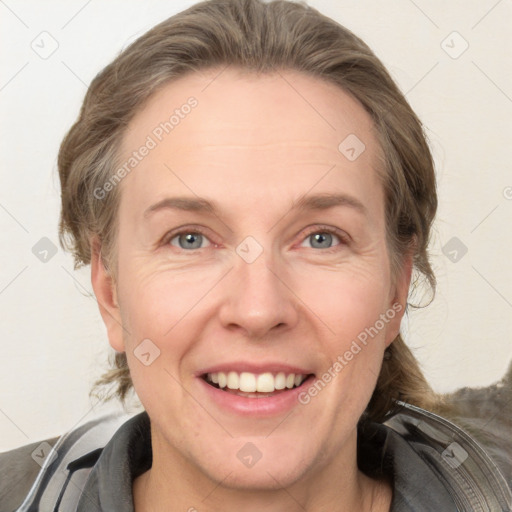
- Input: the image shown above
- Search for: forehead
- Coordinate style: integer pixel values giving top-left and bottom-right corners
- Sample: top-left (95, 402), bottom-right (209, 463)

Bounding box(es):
top-left (122, 67), bottom-right (377, 154)
top-left (118, 67), bottom-right (383, 221)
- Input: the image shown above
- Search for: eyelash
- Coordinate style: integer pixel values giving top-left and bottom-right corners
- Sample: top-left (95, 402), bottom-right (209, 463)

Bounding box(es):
top-left (161, 225), bottom-right (350, 253)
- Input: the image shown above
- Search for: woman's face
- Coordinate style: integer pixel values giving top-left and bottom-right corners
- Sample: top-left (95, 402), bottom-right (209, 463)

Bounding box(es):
top-left (93, 68), bottom-right (411, 490)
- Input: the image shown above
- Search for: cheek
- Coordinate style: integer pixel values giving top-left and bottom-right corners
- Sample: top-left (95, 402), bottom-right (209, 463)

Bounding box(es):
top-left (295, 263), bottom-right (392, 401)
top-left (297, 264), bottom-right (392, 337)
top-left (117, 260), bottom-right (218, 337)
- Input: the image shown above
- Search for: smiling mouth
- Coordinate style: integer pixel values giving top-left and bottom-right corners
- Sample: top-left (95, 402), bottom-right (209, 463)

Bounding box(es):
top-left (202, 371), bottom-right (314, 398)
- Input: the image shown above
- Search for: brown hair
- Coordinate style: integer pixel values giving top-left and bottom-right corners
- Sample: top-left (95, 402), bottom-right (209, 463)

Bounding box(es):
top-left (58, 0), bottom-right (439, 421)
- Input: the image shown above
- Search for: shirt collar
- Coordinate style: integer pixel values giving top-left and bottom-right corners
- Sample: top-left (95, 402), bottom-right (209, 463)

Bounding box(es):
top-left (77, 412), bottom-right (152, 512)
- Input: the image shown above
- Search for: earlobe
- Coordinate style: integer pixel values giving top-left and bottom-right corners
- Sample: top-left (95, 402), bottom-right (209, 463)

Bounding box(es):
top-left (90, 237), bottom-right (125, 352)
top-left (385, 248), bottom-right (414, 347)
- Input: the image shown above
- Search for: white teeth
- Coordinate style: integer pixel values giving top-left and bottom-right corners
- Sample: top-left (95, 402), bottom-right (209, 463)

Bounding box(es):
top-left (239, 372), bottom-right (256, 392)
top-left (227, 371), bottom-right (239, 390)
top-left (256, 372), bottom-right (274, 393)
top-left (206, 371), bottom-right (308, 393)
top-left (274, 372), bottom-right (286, 390)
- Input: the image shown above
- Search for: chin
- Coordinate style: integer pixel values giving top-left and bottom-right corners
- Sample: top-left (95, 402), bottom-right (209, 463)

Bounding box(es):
top-left (195, 435), bottom-right (315, 491)
top-left (212, 460), bottom-right (307, 491)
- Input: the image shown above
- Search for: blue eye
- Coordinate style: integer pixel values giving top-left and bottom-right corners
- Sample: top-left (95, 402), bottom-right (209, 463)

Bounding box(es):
top-left (301, 229), bottom-right (344, 250)
top-left (309, 232), bottom-right (335, 249)
top-left (169, 232), bottom-right (210, 250)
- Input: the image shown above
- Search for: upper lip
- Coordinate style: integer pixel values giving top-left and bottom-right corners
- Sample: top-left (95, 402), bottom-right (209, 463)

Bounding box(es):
top-left (195, 361), bottom-right (314, 377)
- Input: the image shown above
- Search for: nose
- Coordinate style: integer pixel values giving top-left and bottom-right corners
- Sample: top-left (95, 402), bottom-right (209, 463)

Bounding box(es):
top-left (218, 247), bottom-right (299, 340)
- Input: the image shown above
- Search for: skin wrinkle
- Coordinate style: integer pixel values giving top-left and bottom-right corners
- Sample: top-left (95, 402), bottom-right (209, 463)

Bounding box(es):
top-left (91, 68), bottom-right (408, 511)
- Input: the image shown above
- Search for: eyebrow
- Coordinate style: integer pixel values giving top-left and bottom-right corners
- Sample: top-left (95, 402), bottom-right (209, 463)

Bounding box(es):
top-left (143, 192), bottom-right (368, 219)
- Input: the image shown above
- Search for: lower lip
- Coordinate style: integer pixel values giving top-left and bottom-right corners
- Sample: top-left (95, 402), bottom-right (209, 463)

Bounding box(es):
top-left (198, 375), bottom-right (315, 416)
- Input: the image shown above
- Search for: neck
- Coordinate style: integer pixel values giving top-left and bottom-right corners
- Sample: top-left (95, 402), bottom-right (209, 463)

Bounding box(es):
top-left (133, 427), bottom-right (392, 512)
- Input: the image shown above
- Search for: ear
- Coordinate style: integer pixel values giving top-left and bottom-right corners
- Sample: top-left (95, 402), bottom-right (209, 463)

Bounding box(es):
top-left (90, 236), bottom-right (125, 352)
top-left (384, 245), bottom-right (414, 347)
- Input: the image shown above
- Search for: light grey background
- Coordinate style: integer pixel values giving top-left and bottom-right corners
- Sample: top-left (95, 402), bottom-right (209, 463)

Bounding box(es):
top-left (1, 0), bottom-right (511, 451)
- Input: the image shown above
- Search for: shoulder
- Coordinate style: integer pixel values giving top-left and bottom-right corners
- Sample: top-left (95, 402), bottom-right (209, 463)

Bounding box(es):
top-left (0, 411), bottom-right (135, 512)
top-left (378, 363), bottom-right (512, 510)
top-left (383, 402), bottom-right (512, 511)
top-left (439, 361), bottom-right (512, 487)
top-left (0, 436), bottom-right (59, 512)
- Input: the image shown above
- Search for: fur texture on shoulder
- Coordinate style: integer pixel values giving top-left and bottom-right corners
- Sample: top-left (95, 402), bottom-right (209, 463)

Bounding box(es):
top-left (438, 361), bottom-right (512, 488)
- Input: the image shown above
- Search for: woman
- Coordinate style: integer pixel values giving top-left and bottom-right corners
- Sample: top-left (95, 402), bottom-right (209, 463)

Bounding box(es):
top-left (2, 0), bottom-right (511, 510)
